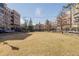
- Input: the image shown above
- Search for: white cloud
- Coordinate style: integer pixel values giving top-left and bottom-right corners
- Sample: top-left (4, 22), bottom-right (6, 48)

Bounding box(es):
top-left (35, 8), bottom-right (42, 17)
top-left (20, 18), bottom-right (24, 24)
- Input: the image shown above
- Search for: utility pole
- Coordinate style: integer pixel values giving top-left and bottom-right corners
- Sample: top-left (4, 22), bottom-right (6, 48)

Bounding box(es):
top-left (23, 17), bottom-right (28, 32)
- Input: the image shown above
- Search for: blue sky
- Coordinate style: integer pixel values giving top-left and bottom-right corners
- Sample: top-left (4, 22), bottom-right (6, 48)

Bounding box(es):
top-left (7, 3), bottom-right (66, 24)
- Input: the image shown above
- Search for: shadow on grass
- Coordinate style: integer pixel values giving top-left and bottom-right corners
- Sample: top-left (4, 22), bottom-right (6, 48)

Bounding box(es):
top-left (0, 32), bottom-right (32, 51)
top-left (0, 32), bottom-right (32, 42)
top-left (3, 42), bottom-right (19, 50)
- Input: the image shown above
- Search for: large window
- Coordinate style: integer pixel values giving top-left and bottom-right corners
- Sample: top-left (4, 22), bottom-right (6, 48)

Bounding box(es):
top-left (0, 3), bottom-right (6, 8)
top-left (0, 9), bottom-right (4, 17)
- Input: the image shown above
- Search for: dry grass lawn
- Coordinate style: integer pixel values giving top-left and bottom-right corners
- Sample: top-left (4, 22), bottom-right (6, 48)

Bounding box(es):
top-left (0, 32), bottom-right (79, 56)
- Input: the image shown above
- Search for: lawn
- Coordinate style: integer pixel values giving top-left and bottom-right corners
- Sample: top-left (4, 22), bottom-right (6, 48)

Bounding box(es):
top-left (0, 32), bottom-right (79, 56)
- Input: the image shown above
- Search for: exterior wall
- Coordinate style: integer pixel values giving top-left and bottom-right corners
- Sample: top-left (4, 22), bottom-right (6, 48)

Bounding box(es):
top-left (34, 24), bottom-right (40, 30)
top-left (3, 7), bottom-right (12, 31)
top-left (71, 4), bottom-right (79, 31)
top-left (0, 3), bottom-right (20, 32)
top-left (0, 4), bottom-right (5, 31)
top-left (0, 7), bottom-right (4, 28)
top-left (11, 10), bottom-right (20, 31)
top-left (56, 3), bottom-right (79, 32)
top-left (34, 24), bottom-right (45, 31)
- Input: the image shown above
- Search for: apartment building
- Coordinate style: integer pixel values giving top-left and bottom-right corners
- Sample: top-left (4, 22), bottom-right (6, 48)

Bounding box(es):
top-left (0, 3), bottom-right (20, 32)
top-left (34, 23), bottom-right (45, 31)
top-left (11, 10), bottom-right (20, 31)
top-left (4, 7), bottom-right (12, 32)
top-left (0, 7), bottom-right (4, 30)
top-left (73, 3), bottom-right (79, 31)
top-left (56, 3), bottom-right (79, 32)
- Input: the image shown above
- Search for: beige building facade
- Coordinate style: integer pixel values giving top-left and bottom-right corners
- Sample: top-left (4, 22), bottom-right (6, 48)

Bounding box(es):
top-left (0, 3), bottom-right (20, 32)
top-left (57, 3), bottom-right (79, 32)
